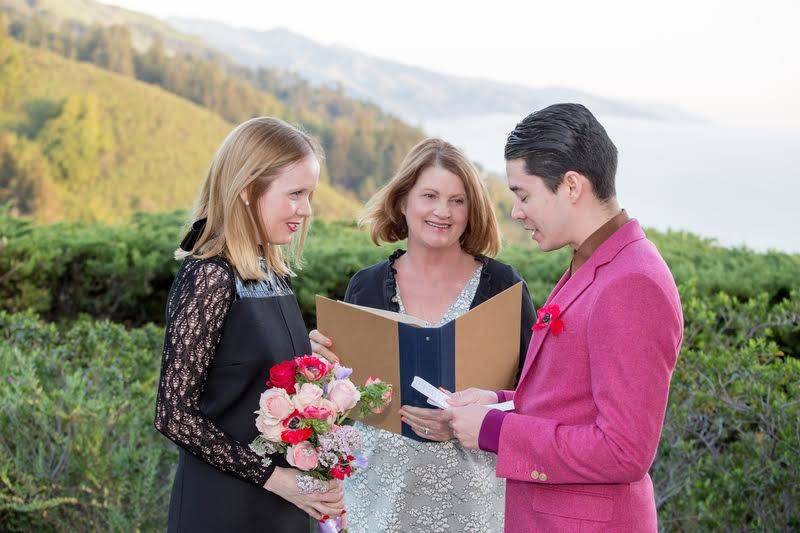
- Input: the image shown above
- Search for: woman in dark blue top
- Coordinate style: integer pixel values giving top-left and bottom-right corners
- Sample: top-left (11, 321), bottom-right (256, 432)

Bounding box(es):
top-left (310, 138), bottom-right (535, 532)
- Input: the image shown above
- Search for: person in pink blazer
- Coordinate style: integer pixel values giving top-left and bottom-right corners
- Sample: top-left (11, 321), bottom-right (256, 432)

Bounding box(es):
top-left (447, 103), bottom-right (683, 532)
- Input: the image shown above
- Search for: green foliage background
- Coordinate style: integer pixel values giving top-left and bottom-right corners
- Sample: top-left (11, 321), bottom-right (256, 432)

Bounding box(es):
top-left (1, 210), bottom-right (799, 531)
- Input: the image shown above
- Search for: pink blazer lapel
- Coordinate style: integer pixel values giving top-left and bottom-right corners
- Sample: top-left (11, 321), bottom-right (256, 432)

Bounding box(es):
top-left (518, 264), bottom-right (596, 378)
top-left (546, 269), bottom-right (571, 305)
top-left (517, 220), bottom-right (647, 383)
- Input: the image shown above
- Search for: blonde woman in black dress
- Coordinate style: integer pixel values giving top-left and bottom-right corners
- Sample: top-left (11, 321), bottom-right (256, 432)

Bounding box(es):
top-left (154, 117), bottom-right (343, 532)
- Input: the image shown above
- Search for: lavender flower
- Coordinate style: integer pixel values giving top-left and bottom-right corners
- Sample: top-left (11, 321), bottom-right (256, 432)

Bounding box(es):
top-left (318, 424), bottom-right (363, 456)
top-left (334, 365), bottom-right (353, 380)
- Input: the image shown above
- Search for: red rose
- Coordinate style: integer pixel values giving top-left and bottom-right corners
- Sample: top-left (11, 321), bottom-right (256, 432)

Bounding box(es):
top-left (268, 359), bottom-right (298, 394)
top-left (281, 427), bottom-right (313, 445)
top-left (532, 303), bottom-right (564, 336)
top-left (295, 355), bottom-right (329, 382)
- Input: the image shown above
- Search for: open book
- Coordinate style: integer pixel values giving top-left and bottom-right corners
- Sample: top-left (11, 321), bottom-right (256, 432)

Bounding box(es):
top-left (315, 282), bottom-right (522, 439)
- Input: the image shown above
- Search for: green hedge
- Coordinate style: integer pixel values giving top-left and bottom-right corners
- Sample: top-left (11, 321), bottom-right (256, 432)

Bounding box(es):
top-left (654, 283), bottom-right (800, 530)
top-left (1, 210), bottom-right (799, 530)
top-left (3, 209), bottom-right (799, 328)
top-left (0, 311), bottom-right (172, 531)
top-left (1, 292), bottom-right (797, 530)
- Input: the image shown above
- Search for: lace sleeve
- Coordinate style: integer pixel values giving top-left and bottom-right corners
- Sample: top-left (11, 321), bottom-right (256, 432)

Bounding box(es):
top-left (153, 257), bottom-right (274, 487)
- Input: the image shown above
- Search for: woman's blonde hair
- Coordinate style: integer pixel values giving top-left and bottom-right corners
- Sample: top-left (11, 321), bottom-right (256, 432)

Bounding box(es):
top-left (176, 117), bottom-right (323, 279)
top-left (360, 138), bottom-right (501, 257)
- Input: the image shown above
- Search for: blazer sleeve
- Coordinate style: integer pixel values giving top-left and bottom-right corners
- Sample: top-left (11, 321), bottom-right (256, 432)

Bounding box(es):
top-left (495, 273), bottom-right (682, 485)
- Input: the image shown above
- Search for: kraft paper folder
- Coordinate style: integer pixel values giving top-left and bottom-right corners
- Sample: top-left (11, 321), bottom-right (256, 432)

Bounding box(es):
top-left (315, 282), bottom-right (522, 440)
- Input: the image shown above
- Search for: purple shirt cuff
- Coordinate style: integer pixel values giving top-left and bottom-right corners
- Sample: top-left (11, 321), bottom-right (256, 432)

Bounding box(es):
top-left (495, 390), bottom-right (508, 403)
top-left (478, 409), bottom-right (508, 454)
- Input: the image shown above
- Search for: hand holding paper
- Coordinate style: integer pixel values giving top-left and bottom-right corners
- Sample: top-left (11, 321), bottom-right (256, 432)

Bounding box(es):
top-left (412, 377), bottom-right (514, 411)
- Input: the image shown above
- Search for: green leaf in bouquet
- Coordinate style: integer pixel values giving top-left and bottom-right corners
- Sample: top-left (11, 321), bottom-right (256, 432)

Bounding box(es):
top-left (303, 418), bottom-right (331, 436)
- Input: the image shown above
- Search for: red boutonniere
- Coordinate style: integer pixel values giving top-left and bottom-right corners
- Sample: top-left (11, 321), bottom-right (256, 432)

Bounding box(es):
top-left (533, 303), bottom-right (564, 335)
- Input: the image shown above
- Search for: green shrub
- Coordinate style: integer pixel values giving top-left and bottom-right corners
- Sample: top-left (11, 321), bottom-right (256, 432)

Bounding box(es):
top-left (0, 210), bottom-right (185, 325)
top-left (0, 311), bottom-right (173, 531)
top-left (0, 295), bottom-right (797, 530)
top-left (653, 288), bottom-right (800, 531)
top-left (655, 339), bottom-right (800, 531)
top-left (3, 210), bottom-right (799, 329)
top-left (1, 211), bottom-right (799, 530)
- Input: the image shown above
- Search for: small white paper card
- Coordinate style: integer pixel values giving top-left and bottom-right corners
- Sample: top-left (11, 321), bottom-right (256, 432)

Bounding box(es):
top-left (411, 376), bottom-right (450, 408)
top-left (412, 376), bottom-right (515, 411)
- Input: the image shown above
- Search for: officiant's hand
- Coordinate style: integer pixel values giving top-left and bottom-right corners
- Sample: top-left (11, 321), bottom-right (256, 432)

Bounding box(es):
top-left (446, 388), bottom-right (498, 407)
top-left (448, 405), bottom-right (490, 449)
top-left (399, 405), bottom-right (453, 441)
top-left (309, 330), bottom-right (340, 364)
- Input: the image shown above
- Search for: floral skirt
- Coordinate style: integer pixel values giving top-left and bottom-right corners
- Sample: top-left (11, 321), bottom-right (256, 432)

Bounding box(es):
top-left (344, 423), bottom-right (505, 532)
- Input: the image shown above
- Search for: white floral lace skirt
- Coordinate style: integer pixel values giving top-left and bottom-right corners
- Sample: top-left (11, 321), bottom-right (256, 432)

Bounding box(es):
top-left (345, 423), bottom-right (505, 532)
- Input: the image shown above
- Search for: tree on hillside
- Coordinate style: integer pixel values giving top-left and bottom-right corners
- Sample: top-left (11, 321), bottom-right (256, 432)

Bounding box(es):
top-left (36, 94), bottom-right (113, 190)
top-left (0, 132), bottom-right (60, 219)
top-left (134, 36), bottom-right (167, 85)
top-left (79, 24), bottom-right (135, 77)
top-left (0, 14), bottom-right (23, 106)
top-left (9, 15), bottom-right (75, 58)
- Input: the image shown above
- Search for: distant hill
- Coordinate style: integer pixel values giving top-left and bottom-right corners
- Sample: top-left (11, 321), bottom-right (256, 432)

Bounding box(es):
top-left (0, 37), bottom-right (361, 223)
top-left (1, 0), bottom-right (219, 57)
top-left (1, 0), bottom-right (427, 202)
top-left (168, 19), bottom-right (697, 124)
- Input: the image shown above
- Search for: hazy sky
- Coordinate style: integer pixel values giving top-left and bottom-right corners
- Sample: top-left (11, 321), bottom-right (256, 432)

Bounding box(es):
top-left (105, 0), bottom-right (799, 131)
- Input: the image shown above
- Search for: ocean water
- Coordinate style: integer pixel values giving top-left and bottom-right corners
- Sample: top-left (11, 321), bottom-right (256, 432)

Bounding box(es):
top-left (421, 113), bottom-right (800, 253)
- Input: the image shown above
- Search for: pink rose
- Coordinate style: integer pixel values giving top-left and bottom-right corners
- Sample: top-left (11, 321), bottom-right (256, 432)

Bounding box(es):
top-left (365, 376), bottom-right (382, 386)
top-left (258, 388), bottom-right (294, 422)
top-left (292, 383), bottom-right (323, 412)
top-left (327, 379), bottom-right (361, 412)
top-left (303, 398), bottom-right (338, 424)
top-left (255, 414), bottom-right (284, 442)
top-left (286, 441), bottom-right (319, 471)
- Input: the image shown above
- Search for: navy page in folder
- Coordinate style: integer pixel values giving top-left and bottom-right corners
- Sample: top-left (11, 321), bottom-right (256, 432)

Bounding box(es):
top-left (315, 282), bottom-right (522, 440)
top-left (397, 321), bottom-right (455, 439)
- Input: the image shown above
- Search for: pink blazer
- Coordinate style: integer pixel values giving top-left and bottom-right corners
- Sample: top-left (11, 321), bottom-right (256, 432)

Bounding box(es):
top-left (495, 220), bottom-right (683, 532)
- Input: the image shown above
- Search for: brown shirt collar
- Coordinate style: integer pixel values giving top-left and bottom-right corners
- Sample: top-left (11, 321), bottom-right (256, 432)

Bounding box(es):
top-left (570, 209), bottom-right (630, 275)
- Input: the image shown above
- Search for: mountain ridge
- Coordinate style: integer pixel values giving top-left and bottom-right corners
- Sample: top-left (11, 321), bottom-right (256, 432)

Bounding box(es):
top-left (168, 18), bottom-right (700, 124)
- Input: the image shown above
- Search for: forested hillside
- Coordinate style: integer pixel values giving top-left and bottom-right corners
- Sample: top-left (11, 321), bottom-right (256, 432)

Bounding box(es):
top-left (0, 6), bottom-right (425, 209)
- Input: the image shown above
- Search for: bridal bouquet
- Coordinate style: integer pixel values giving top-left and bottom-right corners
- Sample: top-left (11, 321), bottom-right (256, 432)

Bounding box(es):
top-left (250, 354), bottom-right (393, 529)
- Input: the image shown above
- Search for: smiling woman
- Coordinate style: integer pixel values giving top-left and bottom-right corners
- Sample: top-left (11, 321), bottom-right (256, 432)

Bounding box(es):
top-left (308, 138), bottom-right (536, 532)
top-left (154, 117), bottom-right (347, 532)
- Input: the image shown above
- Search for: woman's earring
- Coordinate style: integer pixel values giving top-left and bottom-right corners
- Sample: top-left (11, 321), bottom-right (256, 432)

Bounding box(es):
top-left (245, 200), bottom-right (250, 206)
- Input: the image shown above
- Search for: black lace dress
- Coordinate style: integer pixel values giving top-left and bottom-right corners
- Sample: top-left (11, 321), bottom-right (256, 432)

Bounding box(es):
top-left (154, 256), bottom-right (312, 532)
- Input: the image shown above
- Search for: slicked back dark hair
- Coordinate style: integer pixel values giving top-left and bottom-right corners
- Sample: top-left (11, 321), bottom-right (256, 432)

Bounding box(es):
top-left (504, 103), bottom-right (618, 200)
